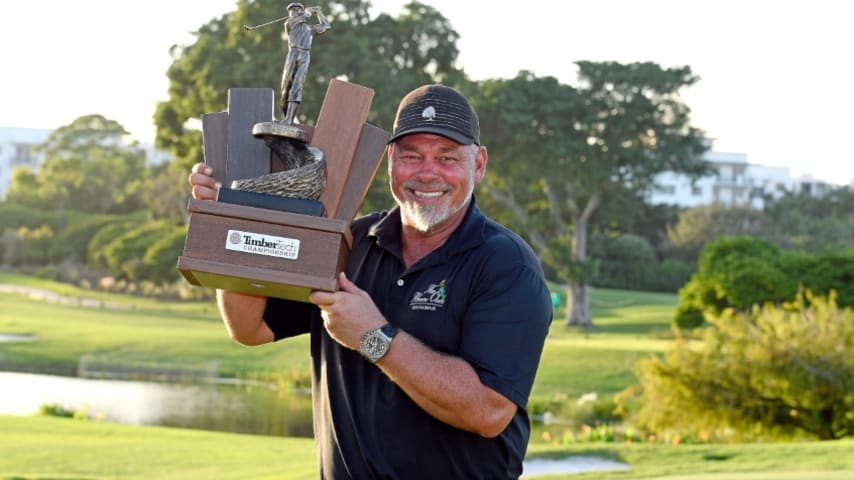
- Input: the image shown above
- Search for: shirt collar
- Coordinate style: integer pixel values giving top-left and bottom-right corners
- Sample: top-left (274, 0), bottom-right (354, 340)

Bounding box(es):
top-left (368, 195), bottom-right (486, 259)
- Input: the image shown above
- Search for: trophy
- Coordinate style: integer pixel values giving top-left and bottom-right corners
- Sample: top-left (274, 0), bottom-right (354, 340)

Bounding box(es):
top-left (177, 4), bottom-right (388, 302)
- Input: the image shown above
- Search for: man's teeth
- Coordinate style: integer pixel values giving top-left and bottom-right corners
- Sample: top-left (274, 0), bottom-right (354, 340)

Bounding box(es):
top-left (414, 191), bottom-right (443, 198)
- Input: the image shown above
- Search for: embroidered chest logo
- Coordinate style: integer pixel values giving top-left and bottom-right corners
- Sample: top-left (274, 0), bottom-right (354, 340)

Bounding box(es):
top-left (409, 280), bottom-right (447, 311)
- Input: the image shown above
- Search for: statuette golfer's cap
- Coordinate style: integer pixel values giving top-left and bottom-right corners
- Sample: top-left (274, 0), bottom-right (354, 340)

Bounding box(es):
top-left (287, 2), bottom-right (305, 11)
top-left (389, 84), bottom-right (480, 146)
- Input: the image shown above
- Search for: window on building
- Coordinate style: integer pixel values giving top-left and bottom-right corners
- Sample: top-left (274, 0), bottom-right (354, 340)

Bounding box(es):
top-left (660, 185), bottom-right (676, 195)
top-left (12, 143), bottom-right (36, 167)
top-left (691, 185), bottom-right (702, 196)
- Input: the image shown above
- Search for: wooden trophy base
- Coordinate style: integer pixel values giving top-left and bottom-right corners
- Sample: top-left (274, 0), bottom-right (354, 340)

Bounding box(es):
top-left (178, 199), bottom-right (352, 302)
top-left (177, 80), bottom-right (388, 302)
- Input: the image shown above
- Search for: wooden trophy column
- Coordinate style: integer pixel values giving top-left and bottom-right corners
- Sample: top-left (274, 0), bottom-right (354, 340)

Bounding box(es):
top-left (177, 80), bottom-right (388, 302)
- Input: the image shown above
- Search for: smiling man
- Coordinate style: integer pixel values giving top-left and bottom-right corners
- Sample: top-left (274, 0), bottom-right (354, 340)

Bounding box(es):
top-left (188, 84), bottom-right (552, 479)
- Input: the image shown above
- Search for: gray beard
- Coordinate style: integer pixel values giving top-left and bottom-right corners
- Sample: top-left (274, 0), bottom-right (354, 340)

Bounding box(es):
top-left (400, 200), bottom-right (454, 233)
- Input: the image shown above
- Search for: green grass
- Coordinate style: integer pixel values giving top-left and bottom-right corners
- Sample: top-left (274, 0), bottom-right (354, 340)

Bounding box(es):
top-left (0, 275), bottom-right (675, 396)
top-left (2, 415), bottom-right (851, 480)
top-left (526, 440), bottom-right (854, 479)
top-left (0, 274), bottom-right (313, 381)
top-left (0, 415), bottom-right (317, 480)
top-left (534, 287), bottom-right (676, 398)
top-left (3, 274), bottom-right (853, 479)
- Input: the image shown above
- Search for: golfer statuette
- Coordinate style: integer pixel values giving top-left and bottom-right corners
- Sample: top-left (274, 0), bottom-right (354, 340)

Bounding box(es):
top-left (178, 3), bottom-right (389, 303)
top-left (235, 3), bottom-right (332, 203)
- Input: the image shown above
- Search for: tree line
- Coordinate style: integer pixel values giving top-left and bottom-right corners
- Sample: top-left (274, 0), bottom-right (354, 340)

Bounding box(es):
top-left (3, 0), bottom-right (853, 315)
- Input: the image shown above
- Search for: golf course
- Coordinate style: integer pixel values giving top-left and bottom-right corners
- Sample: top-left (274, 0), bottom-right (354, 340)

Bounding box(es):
top-left (1, 272), bottom-right (852, 479)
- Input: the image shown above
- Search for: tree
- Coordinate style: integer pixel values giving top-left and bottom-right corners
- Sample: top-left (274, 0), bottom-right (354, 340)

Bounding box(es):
top-left (5, 115), bottom-right (149, 220)
top-left (4, 168), bottom-right (41, 208)
top-left (473, 64), bottom-right (710, 327)
top-left (629, 293), bottom-right (854, 440)
top-left (155, 0), bottom-right (464, 179)
top-left (665, 204), bottom-right (766, 262)
top-left (761, 186), bottom-right (854, 252)
top-left (675, 236), bottom-right (854, 329)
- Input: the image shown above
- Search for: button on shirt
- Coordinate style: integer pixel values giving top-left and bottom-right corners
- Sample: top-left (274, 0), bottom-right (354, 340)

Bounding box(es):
top-left (263, 197), bottom-right (552, 479)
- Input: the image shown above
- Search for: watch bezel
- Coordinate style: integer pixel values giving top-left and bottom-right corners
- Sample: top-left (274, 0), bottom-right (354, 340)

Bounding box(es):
top-left (359, 324), bottom-right (397, 363)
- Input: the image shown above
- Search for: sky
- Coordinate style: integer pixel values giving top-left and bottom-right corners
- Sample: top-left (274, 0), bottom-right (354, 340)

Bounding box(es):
top-left (2, 0), bottom-right (852, 185)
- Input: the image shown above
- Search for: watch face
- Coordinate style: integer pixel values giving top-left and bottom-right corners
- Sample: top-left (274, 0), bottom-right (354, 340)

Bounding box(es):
top-left (366, 335), bottom-right (385, 357)
top-left (360, 330), bottom-right (390, 362)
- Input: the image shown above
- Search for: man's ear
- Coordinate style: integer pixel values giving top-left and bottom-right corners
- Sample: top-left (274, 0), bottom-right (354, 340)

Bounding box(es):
top-left (474, 145), bottom-right (488, 184)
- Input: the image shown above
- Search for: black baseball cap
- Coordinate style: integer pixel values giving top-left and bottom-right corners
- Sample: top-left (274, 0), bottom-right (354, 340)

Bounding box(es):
top-left (388, 84), bottom-right (480, 146)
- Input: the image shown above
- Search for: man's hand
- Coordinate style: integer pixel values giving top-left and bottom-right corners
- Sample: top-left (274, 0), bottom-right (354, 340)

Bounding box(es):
top-left (310, 272), bottom-right (387, 351)
top-left (188, 162), bottom-right (220, 200)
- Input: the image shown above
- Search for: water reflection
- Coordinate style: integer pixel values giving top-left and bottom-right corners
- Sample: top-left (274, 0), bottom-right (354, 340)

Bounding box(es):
top-left (0, 372), bottom-right (313, 437)
top-left (522, 456), bottom-right (630, 477)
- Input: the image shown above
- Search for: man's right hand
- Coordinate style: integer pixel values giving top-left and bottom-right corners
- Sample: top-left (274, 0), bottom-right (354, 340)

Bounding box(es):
top-left (188, 162), bottom-right (220, 200)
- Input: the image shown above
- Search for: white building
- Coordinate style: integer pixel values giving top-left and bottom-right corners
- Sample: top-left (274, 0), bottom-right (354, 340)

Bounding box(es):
top-left (0, 127), bottom-right (51, 199)
top-left (0, 127), bottom-right (170, 199)
top-left (648, 150), bottom-right (834, 209)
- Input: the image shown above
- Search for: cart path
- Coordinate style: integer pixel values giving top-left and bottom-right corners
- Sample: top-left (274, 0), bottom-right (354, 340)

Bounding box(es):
top-left (0, 284), bottom-right (134, 310)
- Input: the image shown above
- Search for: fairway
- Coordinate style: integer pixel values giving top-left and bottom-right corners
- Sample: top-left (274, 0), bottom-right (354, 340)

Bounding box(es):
top-left (2, 275), bottom-right (853, 479)
top-left (647, 473), bottom-right (853, 480)
top-left (3, 415), bottom-right (853, 480)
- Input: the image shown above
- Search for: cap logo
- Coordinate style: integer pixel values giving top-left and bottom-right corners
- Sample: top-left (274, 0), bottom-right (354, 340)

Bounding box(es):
top-left (421, 106), bottom-right (436, 121)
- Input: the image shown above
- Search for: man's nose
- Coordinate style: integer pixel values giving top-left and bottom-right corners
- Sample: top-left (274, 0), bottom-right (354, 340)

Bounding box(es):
top-left (414, 157), bottom-right (440, 179)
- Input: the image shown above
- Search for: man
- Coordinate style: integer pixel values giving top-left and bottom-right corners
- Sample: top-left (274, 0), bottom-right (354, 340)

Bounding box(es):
top-left (279, 3), bottom-right (331, 124)
top-left (188, 84), bottom-right (552, 479)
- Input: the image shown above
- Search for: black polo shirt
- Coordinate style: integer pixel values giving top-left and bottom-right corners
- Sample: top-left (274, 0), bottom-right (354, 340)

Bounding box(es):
top-left (264, 198), bottom-right (552, 479)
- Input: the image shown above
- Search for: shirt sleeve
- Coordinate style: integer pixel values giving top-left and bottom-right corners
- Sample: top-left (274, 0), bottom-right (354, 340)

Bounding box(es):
top-left (263, 297), bottom-right (314, 341)
top-left (458, 240), bottom-right (553, 409)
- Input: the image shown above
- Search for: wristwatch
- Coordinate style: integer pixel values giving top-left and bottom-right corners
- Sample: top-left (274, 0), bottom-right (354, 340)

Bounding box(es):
top-left (359, 324), bottom-right (398, 363)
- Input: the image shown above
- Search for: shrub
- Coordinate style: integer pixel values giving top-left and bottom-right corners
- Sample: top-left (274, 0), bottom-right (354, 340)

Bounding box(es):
top-left (0, 203), bottom-right (57, 230)
top-left (38, 402), bottom-right (75, 418)
top-left (50, 211), bottom-right (146, 263)
top-left (672, 303), bottom-right (704, 330)
top-left (87, 220), bottom-right (144, 272)
top-left (588, 233), bottom-right (693, 293)
top-left (631, 292), bottom-right (854, 440)
top-left (142, 225), bottom-right (188, 284)
top-left (97, 221), bottom-right (180, 282)
top-left (590, 233), bottom-right (658, 290)
top-left (780, 250), bottom-right (854, 307)
top-left (697, 236), bottom-right (790, 311)
top-left (648, 259), bottom-right (695, 293)
top-left (13, 225), bottom-right (55, 266)
top-left (674, 236), bottom-right (854, 328)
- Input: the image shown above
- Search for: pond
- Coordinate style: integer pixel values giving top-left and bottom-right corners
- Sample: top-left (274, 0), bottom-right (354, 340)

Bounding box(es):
top-left (1, 371), bottom-right (632, 475)
top-left (0, 371), bottom-right (313, 437)
top-left (0, 334), bottom-right (36, 343)
top-left (521, 456), bottom-right (630, 477)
